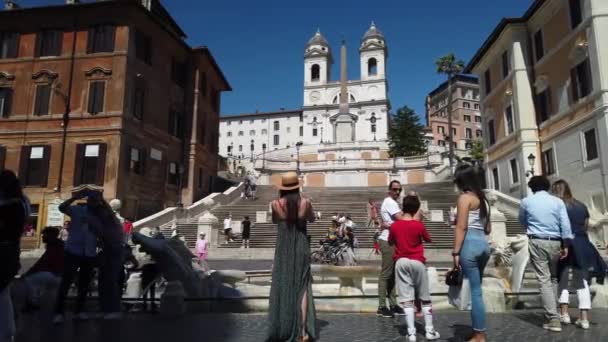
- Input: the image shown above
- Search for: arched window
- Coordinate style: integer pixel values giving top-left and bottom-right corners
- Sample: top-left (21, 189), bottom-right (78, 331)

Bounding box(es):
top-left (368, 58), bottom-right (378, 76)
top-left (333, 94), bottom-right (356, 104)
top-left (311, 64), bottom-right (320, 81)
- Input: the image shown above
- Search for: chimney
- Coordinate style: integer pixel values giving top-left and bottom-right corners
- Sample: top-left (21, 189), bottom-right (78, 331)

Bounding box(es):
top-left (66, 0), bottom-right (80, 4)
top-left (4, 0), bottom-right (19, 10)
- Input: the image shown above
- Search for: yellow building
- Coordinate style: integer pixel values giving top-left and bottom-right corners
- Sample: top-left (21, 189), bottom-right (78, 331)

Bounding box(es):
top-left (465, 0), bottom-right (608, 214)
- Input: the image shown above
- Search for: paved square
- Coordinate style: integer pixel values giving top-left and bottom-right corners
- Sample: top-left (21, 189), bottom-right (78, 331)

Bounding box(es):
top-left (14, 309), bottom-right (608, 342)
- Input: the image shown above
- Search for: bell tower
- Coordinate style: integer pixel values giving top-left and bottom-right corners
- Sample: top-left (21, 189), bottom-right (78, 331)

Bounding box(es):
top-left (360, 22), bottom-right (387, 81)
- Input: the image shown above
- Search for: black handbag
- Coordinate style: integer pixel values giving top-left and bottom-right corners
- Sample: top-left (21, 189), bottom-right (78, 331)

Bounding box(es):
top-left (445, 267), bottom-right (463, 286)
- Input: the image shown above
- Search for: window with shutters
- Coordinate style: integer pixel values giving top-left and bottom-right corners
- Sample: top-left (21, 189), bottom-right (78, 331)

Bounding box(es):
top-left (0, 145), bottom-right (5, 170)
top-left (167, 162), bottom-right (179, 185)
top-left (488, 119), bottom-right (496, 145)
top-left (171, 59), bottom-right (187, 87)
top-left (168, 110), bottom-right (183, 138)
top-left (569, 0), bottom-right (582, 29)
top-left (200, 72), bottom-right (207, 97)
top-left (492, 167), bottom-right (499, 190)
top-left (571, 58), bottom-right (593, 102)
top-left (87, 81), bottom-right (105, 114)
top-left (534, 30), bottom-right (544, 62)
top-left (505, 105), bottom-right (514, 134)
top-left (87, 25), bottom-right (115, 54)
top-left (33, 84), bottom-right (51, 116)
top-left (273, 134), bottom-right (279, 145)
top-left (464, 115), bottom-right (471, 122)
top-left (463, 102), bottom-right (470, 109)
top-left (501, 51), bottom-right (510, 78)
top-left (438, 126), bottom-right (444, 134)
top-left (74, 143), bottom-right (106, 186)
top-left (35, 30), bottom-right (62, 57)
top-left (476, 129), bottom-right (483, 138)
top-left (20, 145), bottom-right (50, 187)
top-left (0, 87), bottom-right (13, 118)
top-left (542, 148), bottom-right (556, 175)
top-left (129, 147), bottom-right (145, 175)
top-left (273, 121), bottom-right (280, 131)
top-left (0, 32), bottom-right (19, 59)
top-left (583, 128), bottom-right (599, 162)
top-left (484, 69), bottom-right (492, 95)
top-left (465, 128), bottom-right (472, 139)
top-left (132, 81), bottom-right (145, 120)
top-left (509, 158), bottom-right (519, 184)
top-left (134, 30), bottom-right (152, 64)
top-left (475, 115), bottom-right (482, 123)
top-left (537, 88), bottom-right (552, 123)
top-left (211, 90), bottom-right (220, 113)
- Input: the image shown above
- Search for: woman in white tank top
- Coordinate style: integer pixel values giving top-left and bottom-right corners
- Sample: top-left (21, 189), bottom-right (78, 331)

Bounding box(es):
top-left (451, 164), bottom-right (491, 342)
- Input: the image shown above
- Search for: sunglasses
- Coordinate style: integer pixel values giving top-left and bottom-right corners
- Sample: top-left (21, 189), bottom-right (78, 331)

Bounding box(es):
top-left (390, 188), bottom-right (402, 192)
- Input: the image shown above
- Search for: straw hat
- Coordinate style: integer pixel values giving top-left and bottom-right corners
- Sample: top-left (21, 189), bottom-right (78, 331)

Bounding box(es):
top-left (277, 171), bottom-right (301, 190)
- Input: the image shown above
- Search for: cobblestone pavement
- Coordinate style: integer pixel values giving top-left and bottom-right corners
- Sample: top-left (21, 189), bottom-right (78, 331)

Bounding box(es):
top-left (15, 309), bottom-right (608, 342)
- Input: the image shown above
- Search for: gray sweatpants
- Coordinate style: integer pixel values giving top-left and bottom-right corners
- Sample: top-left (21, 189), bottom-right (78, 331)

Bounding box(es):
top-left (395, 258), bottom-right (431, 303)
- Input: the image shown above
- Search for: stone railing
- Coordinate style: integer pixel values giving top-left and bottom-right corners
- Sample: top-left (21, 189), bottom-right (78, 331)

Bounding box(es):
top-left (255, 154), bottom-right (444, 172)
top-left (485, 189), bottom-right (521, 217)
top-left (133, 182), bottom-right (244, 230)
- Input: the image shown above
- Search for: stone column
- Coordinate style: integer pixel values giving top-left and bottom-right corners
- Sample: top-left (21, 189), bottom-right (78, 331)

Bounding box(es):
top-left (198, 211), bottom-right (219, 246)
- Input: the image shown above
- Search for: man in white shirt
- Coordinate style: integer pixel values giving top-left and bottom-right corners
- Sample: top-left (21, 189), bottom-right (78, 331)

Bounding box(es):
top-left (377, 180), bottom-right (405, 317)
top-left (223, 214), bottom-right (234, 244)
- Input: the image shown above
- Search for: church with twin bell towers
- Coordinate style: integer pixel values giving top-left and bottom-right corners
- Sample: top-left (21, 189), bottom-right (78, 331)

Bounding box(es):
top-left (220, 23), bottom-right (445, 187)
top-left (302, 22), bottom-right (389, 144)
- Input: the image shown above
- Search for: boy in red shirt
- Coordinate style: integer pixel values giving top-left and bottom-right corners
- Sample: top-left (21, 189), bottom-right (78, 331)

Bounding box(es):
top-left (389, 195), bottom-right (440, 341)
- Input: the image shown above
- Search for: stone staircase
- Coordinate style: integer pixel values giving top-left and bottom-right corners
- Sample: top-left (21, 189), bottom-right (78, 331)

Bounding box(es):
top-left (167, 182), bottom-right (526, 250)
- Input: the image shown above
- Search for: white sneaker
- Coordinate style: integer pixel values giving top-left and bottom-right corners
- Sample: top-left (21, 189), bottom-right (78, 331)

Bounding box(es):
top-left (407, 333), bottom-right (416, 342)
top-left (425, 330), bottom-right (440, 340)
top-left (103, 312), bottom-right (123, 320)
top-left (52, 314), bottom-right (65, 324)
top-left (575, 319), bottom-right (590, 329)
top-left (560, 314), bottom-right (571, 324)
top-left (74, 312), bottom-right (90, 320)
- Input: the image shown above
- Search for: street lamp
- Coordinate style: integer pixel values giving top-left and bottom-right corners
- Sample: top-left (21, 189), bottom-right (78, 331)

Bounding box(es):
top-left (371, 115), bottom-right (377, 141)
top-left (176, 164), bottom-right (185, 208)
top-left (262, 144), bottom-right (267, 170)
top-left (425, 139), bottom-right (431, 169)
top-left (296, 141), bottom-right (303, 174)
top-left (250, 139), bottom-right (254, 162)
top-left (526, 153), bottom-right (536, 177)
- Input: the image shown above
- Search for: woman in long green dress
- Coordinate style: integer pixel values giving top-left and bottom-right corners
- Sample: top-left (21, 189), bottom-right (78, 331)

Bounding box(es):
top-left (267, 172), bottom-right (317, 342)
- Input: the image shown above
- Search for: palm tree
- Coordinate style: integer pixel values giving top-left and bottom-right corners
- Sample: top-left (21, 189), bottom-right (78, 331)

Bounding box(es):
top-left (435, 53), bottom-right (465, 174)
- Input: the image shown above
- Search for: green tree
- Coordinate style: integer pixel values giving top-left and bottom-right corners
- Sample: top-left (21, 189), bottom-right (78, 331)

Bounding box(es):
top-left (435, 53), bottom-right (465, 172)
top-left (469, 139), bottom-right (485, 162)
top-left (388, 106), bottom-right (427, 157)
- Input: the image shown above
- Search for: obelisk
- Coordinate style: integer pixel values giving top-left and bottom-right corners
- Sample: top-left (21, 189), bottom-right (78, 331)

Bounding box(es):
top-left (339, 40), bottom-right (349, 114)
top-left (334, 40), bottom-right (354, 143)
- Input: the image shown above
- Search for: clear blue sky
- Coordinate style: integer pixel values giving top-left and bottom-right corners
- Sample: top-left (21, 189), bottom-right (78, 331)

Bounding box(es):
top-left (23, 0), bottom-right (532, 120)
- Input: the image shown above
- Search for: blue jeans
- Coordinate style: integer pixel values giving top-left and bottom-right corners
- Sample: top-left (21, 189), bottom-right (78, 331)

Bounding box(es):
top-left (459, 229), bottom-right (490, 332)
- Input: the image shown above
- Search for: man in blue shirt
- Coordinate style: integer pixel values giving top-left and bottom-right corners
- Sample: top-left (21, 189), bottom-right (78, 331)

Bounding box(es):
top-left (53, 190), bottom-right (99, 324)
top-left (519, 176), bottom-right (573, 332)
